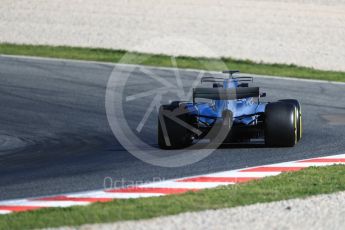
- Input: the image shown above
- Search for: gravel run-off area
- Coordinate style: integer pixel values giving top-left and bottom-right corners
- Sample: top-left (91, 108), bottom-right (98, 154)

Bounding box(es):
top-left (1, 0), bottom-right (345, 71)
top-left (51, 191), bottom-right (345, 230)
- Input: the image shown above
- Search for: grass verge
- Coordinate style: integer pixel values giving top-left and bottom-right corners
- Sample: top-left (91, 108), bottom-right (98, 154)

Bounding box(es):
top-left (1, 165), bottom-right (345, 229)
top-left (1, 43), bottom-right (345, 82)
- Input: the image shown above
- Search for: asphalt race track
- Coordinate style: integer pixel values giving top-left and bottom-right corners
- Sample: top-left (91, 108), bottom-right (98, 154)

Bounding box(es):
top-left (0, 55), bottom-right (345, 200)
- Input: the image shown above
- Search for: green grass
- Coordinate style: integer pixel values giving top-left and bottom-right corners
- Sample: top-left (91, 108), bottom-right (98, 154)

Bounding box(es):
top-left (1, 165), bottom-right (345, 229)
top-left (1, 43), bottom-right (345, 82)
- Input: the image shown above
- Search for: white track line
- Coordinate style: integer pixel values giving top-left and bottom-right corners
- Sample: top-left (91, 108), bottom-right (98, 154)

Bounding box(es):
top-left (139, 181), bottom-right (233, 189)
top-left (272, 162), bottom-right (345, 167)
top-left (69, 191), bottom-right (164, 199)
top-left (0, 200), bottom-right (90, 208)
top-left (0, 210), bottom-right (12, 215)
top-left (194, 171), bottom-right (281, 178)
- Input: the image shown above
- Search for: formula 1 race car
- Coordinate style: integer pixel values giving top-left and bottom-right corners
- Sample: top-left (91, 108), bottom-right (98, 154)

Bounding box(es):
top-left (158, 70), bottom-right (302, 149)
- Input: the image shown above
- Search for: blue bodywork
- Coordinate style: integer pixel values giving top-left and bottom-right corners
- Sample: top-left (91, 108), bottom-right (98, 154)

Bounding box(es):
top-left (185, 78), bottom-right (267, 127)
top-left (158, 71), bottom-right (301, 147)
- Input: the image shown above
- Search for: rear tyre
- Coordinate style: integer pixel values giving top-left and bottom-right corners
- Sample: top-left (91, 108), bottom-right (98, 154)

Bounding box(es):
top-left (279, 99), bottom-right (302, 141)
top-left (265, 102), bottom-right (297, 147)
top-left (158, 102), bottom-right (193, 149)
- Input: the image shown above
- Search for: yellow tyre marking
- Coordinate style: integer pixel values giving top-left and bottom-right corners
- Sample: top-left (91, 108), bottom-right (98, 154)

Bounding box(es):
top-left (294, 107), bottom-right (297, 144)
top-left (299, 105), bottom-right (302, 139)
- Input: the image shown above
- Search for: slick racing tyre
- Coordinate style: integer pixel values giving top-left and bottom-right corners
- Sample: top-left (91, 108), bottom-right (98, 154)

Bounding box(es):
top-left (265, 102), bottom-right (298, 147)
top-left (279, 99), bottom-right (302, 141)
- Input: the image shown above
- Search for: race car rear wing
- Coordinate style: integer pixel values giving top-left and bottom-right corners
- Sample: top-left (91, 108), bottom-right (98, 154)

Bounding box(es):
top-left (193, 87), bottom-right (260, 103)
top-left (201, 76), bottom-right (253, 84)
